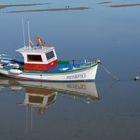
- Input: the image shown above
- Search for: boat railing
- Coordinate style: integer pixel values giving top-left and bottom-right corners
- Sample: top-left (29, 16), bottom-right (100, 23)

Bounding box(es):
top-left (23, 45), bottom-right (52, 51)
top-left (67, 58), bottom-right (98, 66)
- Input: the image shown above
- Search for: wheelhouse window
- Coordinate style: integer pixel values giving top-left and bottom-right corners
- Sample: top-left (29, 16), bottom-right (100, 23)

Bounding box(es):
top-left (29, 95), bottom-right (44, 103)
top-left (27, 55), bottom-right (42, 62)
top-left (46, 51), bottom-right (55, 60)
top-left (48, 94), bottom-right (56, 103)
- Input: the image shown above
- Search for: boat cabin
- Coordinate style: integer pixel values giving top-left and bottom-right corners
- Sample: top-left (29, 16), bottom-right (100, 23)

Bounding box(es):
top-left (16, 45), bottom-right (58, 71)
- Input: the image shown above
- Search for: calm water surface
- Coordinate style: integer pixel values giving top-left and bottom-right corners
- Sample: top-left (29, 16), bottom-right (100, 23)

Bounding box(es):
top-left (0, 0), bottom-right (140, 139)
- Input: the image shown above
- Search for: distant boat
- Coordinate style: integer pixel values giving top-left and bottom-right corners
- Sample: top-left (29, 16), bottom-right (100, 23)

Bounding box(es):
top-left (0, 35), bottom-right (100, 82)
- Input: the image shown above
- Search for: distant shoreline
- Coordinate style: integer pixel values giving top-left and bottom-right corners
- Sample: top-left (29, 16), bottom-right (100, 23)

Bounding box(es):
top-left (6, 7), bottom-right (89, 13)
top-left (109, 3), bottom-right (140, 8)
top-left (0, 3), bottom-right (50, 9)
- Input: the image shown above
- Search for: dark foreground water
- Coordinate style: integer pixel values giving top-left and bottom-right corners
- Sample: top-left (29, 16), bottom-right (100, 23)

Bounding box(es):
top-left (0, 0), bottom-right (140, 139)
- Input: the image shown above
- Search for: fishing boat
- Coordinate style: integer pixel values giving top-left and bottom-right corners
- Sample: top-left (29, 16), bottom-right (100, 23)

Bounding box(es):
top-left (0, 28), bottom-right (100, 82)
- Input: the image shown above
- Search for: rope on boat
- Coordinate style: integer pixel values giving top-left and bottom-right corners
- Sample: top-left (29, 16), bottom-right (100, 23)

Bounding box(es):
top-left (100, 63), bottom-right (120, 81)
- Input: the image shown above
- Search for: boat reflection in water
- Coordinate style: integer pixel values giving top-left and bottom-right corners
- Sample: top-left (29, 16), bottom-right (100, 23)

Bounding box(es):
top-left (23, 87), bottom-right (57, 115)
top-left (0, 76), bottom-right (100, 114)
top-left (18, 80), bottom-right (99, 100)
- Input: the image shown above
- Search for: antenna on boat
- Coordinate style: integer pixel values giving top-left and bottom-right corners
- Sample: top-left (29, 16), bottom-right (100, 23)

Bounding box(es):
top-left (22, 17), bottom-right (26, 48)
top-left (27, 20), bottom-right (31, 48)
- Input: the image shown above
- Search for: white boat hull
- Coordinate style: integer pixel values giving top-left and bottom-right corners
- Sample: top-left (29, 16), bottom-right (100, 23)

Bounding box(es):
top-left (0, 63), bottom-right (98, 82)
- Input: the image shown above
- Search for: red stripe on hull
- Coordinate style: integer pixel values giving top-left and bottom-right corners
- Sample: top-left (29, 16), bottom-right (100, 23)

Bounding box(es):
top-left (24, 60), bottom-right (58, 71)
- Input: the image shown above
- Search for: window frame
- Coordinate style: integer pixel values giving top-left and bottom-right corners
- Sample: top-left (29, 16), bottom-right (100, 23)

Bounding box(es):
top-left (46, 51), bottom-right (55, 61)
top-left (27, 54), bottom-right (43, 62)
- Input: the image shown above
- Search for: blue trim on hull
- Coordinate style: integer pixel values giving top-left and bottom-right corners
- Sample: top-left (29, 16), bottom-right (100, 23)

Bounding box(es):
top-left (22, 79), bottom-right (96, 83)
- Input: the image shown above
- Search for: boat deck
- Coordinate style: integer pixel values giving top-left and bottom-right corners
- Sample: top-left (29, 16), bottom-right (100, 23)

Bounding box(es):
top-left (0, 57), bottom-right (94, 73)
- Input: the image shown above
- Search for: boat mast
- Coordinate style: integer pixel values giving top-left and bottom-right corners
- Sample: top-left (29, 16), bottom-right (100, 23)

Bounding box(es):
top-left (27, 20), bottom-right (31, 48)
top-left (22, 18), bottom-right (26, 48)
